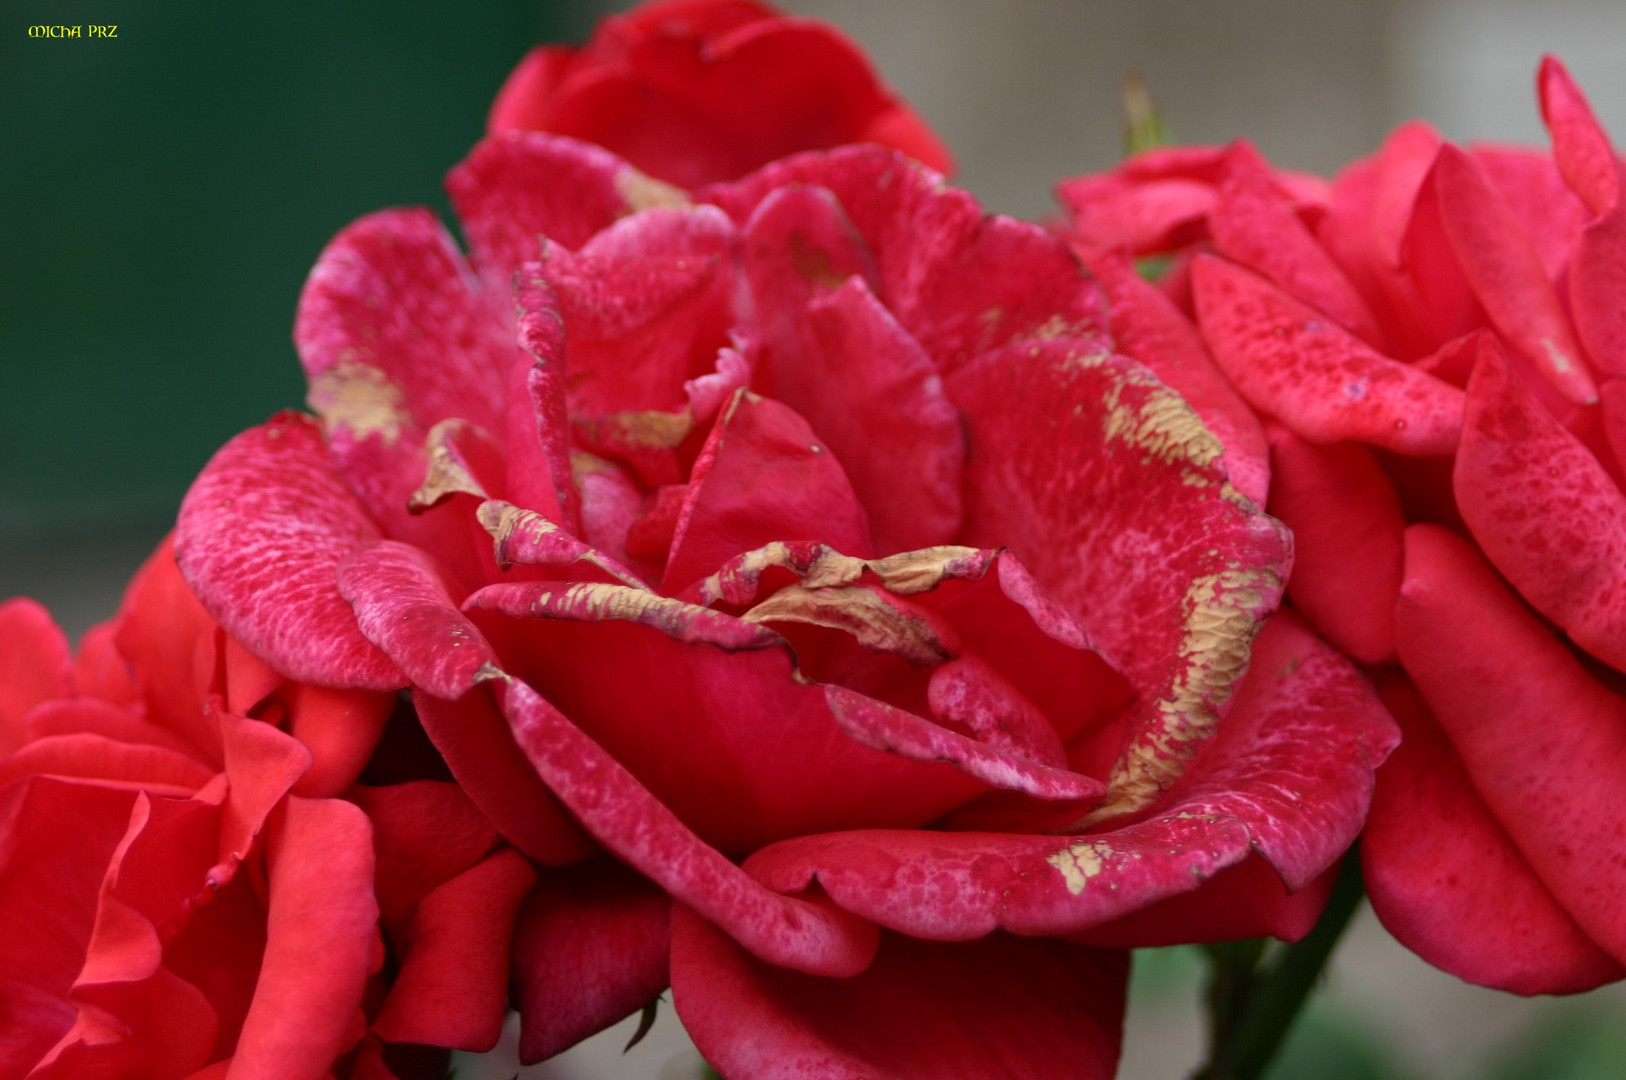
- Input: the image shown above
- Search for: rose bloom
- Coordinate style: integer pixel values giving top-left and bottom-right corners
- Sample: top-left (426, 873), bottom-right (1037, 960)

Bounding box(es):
top-left (485, 0), bottom-right (952, 189)
top-left (164, 19), bottom-right (1397, 1074)
top-left (0, 544), bottom-right (546, 1079)
top-left (1058, 56), bottom-right (1626, 995)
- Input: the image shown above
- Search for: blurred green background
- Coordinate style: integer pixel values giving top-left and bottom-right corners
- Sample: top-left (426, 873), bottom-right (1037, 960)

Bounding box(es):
top-left (1, 0), bottom-right (591, 621)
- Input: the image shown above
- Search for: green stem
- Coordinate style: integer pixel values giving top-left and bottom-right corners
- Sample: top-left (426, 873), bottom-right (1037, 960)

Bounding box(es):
top-left (1192, 849), bottom-right (1366, 1080)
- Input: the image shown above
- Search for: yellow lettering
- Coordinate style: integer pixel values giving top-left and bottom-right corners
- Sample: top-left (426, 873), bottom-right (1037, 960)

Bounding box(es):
top-left (66, 25), bottom-right (81, 37)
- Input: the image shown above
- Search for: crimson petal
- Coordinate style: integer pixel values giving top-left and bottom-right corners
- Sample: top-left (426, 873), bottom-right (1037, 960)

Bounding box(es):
top-left (1539, 55), bottom-right (1619, 217)
top-left (0, 599), bottom-right (71, 754)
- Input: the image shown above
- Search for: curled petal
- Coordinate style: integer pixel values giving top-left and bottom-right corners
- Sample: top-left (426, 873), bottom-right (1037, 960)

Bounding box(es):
top-left (1455, 337), bottom-right (1626, 671)
top-left (476, 500), bottom-right (645, 588)
top-left (496, 676), bottom-right (879, 977)
top-left (175, 413), bottom-right (403, 691)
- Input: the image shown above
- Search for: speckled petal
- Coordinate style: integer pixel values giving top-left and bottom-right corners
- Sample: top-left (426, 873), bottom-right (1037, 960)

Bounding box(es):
top-left (175, 412), bottom-right (403, 690)
top-left (1193, 256), bottom-right (1465, 455)
top-left (1396, 524), bottom-right (1626, 965)
top-left (946, 337), bottom-right (1290, 819)
top-left (1361, 671), bottom-right (1624, 994)
top-left (673, 908), bottom-right (1127, 1080)
top-left (1455, 336), bottom-right (1626, 672)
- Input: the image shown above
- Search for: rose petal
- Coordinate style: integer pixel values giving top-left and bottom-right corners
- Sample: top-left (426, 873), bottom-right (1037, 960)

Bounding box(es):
top-left (1432, 143), bottom-right (1597, 403)
top-left (1539, 55), bottom-right (1620, 217)
top-left (175, 413), bottom-right (403, 691)
top-left (1266, 429), bottom-right (1405, 664)
top-left (946, 338), bottom-right (1290, 818)
top-left (510, 859), bottom-right (672, 1064)
top-left (373, 848), bottom-right (536, 1051)
top-left (673, 907), bottom-right (1127, 1080)
top-left (0, 599), bottom-right (72, 755)
top-left (1211, 169), bottom-right (1385, 347)
top-left (495, 675), bottom-right (879, 977)
top-left (662, 391), bottom-right (873, 593)
top-left (1569, 195), bottom-right (1626, 378)
top-left (1455, 335), bottom-right (1626, 672)
top-left (228, 796), bottom-right (377, 1080)
top-left (1193, 256), bottom-right (1465, 455)
top-left (348, 780), bottom-right (499, 929)
top-left (1362, 671), bottom-right (1624, 994)
top-left (284, 684), bottom-right (394, 800)
top-left (447, 132), bottom-right (664, 288)
top-left (1396, 523), bottom-right (1626, 965)
top-left (1080, 248), bottom-right (1271, 506)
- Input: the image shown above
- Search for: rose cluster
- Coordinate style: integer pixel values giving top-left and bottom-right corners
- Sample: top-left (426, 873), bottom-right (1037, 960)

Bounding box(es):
top-left (7, 1), bottom-right (1615, 1077)
top-left (1057, 56), bottom-right (1626, 995)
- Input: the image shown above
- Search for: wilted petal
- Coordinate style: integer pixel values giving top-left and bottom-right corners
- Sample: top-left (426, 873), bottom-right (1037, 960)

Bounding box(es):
top-left (1080, 248), bottom-right (1271, 506)
top-left (673, 906), bottom-right (1127, 1080)
top-left (1362, 672), bottom-right (1623, 994)
top-left (1455, 336), bottom-right (1626, 672)
top-left (947, 338), bottom-right (1290, 818)
top-left (1193, 257), bottom-right (1465, 455)
top-left (1396, 524), bottom-right (1626, 965)
top-left (176, 413), bottom-right (403, 691)
top-left (510, 859), bottom-right (672, 1064)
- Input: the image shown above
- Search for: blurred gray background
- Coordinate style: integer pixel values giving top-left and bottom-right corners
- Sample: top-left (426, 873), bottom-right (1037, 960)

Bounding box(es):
top-left (7, 1), bottom-right (1626, 1076)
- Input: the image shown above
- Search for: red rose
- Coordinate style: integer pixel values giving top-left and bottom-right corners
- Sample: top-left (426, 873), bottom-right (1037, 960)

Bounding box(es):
top-left (486, 0), bottom-right (953, 188)
top-left (172, 119), bottom-right (1395, 1075)
top-left (0, 544), bottom-right (544, 1078)
top-left (1058, 56), bottom-right (1626, 995)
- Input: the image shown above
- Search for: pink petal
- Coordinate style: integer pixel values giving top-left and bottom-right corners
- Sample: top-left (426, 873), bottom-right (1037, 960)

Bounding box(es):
top-left (1080, 248), bottom-right (1271, 506)
top-left (510, 859), bottom-right (672, 1064)
top-left (1362, 671), bottom-right (1623, 994)
top-left (946, 337), bottom-right (1291, 818)
top-left (294, 208), bottom-right (514, 540)
top-left (1432, 143), bottom-right (1597, 403)
top-left (1369, 120), bottom-right (1442, 272)
top-left (447, 132), bottom-right (667, 288)
top-left (229, 796), bottom-right (377, 1080)
top-left (372, 848), bottom-right (536, 1051)
top-left (1473, 147), bottom-right (1589, 281)
top-left (1193, 256), bottom-right (1466, 454)
top-left (1539, 55), bottom-right (1620, 216)
top-left (1455, 336), bottom-right (1626, 671)
top-left (1569, 195), bottom-right (1626, 377)
top-left (175, 413), bottom-right (404, 691)
top-left (1396, 523), bottom-right (1626, 966)
top-left (1211, 169), bottom-right (1385, 347)
top-left (496, 675), bottom-right (879, 977)
top-left (0, 599), bottom-right (71, 755)
top-left (1266, 430), bottom-right (1405, 664)
top-left (673, 907), bottom-right (1127, 1080)
top-left (661, 391), bottom-right (873, 593)
top-left (337, 540), bottom-right (501, 699)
